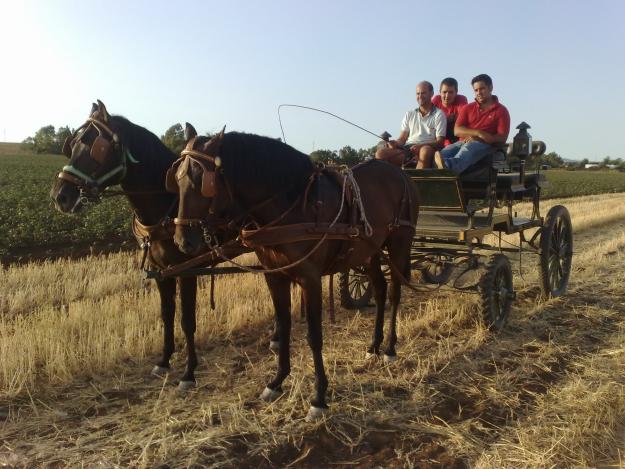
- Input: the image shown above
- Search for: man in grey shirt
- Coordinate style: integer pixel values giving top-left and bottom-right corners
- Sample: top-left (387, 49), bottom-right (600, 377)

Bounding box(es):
top-left (376, 81), bottom-right (446, 168)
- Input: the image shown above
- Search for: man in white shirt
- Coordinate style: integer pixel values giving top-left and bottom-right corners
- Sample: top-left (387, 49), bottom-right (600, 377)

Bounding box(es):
top-left (376, 81), bottom-right (446, 168)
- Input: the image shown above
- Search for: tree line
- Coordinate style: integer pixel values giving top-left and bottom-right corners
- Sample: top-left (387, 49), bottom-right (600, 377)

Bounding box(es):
top-left (21, 125), bottom-right (73, 154)
top-left (23, 123), bottom-right (584, 170)
top-left (21, 123), bottom-right (378, 166)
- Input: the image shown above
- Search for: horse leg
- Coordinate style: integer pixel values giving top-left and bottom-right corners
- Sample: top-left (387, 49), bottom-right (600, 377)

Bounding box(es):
top-left (260, 273), bottom-right (292, 402)
top-left (153, 277), bottom-right (176, 377)
top-left (301, 277), bottom-right (329, 420)
top-left (300, 286), bottom-right (307, 321)
top-left (178, 276), bottom-right (198, 390)
top-left (383, 236), bottom-right (412, 363)
top-left (365, 254), bottom-right (387, 360)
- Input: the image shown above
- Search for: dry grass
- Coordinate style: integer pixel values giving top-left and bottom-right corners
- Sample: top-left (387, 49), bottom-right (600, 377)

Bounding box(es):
top-left (2, 194), bottom-right (625, 467)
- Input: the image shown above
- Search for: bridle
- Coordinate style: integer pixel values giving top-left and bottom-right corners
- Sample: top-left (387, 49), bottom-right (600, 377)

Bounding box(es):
top-left (166, 136), bottom-right (242, 247)
top-left (57, 116), bottom-right (138, 200)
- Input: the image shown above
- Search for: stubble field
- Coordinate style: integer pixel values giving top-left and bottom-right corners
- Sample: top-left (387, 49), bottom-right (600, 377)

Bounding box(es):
top-left (2, 192), bottom-right (625, 467)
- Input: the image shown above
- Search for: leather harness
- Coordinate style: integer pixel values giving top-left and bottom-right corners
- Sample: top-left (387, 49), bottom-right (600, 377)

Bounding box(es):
top-left (169, 138), bottom-right (416, 275)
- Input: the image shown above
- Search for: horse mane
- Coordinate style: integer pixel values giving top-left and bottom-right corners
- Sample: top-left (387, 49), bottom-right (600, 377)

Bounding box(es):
top-left (220, 132), bottom-right (314, 197)
top-left (110, 115), bottom-right (177, 187)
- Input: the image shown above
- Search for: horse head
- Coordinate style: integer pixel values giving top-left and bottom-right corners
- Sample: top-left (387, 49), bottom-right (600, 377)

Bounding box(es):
top-left (170, 124), bottom-right (230, 255)
top-left (50, 100), bottom-right (134, 213)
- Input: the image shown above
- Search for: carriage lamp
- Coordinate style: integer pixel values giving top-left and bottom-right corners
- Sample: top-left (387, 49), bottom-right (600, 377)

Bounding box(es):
top-left (512, 122), bottom-right (532, 158)
top-left (512, 122), bottom-right (533, 184)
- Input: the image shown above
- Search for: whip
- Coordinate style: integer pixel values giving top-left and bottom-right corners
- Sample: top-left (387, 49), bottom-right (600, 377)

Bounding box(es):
top-left (277, 104), bottom-right (390, 145)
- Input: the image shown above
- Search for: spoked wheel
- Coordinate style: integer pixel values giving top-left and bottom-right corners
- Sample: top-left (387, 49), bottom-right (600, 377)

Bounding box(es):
top-left (480, 254), bottom-right (514, 332)
top-left (339, 267), bottom-right (373, 309)
top-left (419, 253), bottom-right (454, 284)
top-left (539, 205), bottom-right (573, 298)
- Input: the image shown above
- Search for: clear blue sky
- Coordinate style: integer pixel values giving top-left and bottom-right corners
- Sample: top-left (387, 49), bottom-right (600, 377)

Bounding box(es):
top-left (2, 0), bottom-right (624, 160)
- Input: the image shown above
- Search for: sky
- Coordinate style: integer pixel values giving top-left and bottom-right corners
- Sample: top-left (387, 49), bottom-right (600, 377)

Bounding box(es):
top-left (1, 0), bottom-right (624, 161)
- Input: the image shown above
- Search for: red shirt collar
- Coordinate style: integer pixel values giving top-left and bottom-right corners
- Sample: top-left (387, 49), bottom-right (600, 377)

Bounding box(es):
top-left (474, 95), bottom-right (501, 111)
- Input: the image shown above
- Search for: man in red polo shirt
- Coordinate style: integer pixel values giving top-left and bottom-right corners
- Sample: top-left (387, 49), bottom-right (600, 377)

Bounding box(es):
top-left (434, 74), bottom-right (510, 174)
top-left (432, 77), bottom-right (468, 146)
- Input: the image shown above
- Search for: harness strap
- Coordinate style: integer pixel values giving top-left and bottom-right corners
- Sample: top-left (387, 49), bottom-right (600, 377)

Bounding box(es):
top-left (240, 222), bottom-right (361, 248)
top-left (132, 215), bottom-right (176, 243)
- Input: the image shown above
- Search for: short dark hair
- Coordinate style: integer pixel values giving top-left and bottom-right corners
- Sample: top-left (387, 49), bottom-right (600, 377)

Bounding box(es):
top-left (440, 77), bottom-right (458, 91)
top-left (471, 74), bottom-right (492, 87)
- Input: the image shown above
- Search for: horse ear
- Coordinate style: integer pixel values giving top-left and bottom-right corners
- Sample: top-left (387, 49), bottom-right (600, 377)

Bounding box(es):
top-left (184, 122), bottom-right (197, 141)
top-left (202, 125), bottom-right (226, 153)
top-left (96, 99), bottom-right (111, 123)
top-left (90, 102), bottom-right (98, 116)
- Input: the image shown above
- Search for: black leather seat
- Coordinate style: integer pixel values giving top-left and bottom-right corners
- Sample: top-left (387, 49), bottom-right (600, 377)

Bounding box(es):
top-left (458, 149), bottom-right (544, 202)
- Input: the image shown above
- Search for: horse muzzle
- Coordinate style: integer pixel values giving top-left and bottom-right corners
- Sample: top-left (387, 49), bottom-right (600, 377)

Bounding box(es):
top-left (50, 180), bottom-right (83, 214)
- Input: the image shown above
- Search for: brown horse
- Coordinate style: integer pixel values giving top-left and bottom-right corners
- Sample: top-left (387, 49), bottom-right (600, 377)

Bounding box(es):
top-left (172, 129), bottom-right (419, 420)
top-left (49, 101), bottom-right (247, 389)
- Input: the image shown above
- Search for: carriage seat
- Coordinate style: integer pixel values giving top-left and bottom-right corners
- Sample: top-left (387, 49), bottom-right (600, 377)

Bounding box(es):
top-left (458, 143), bottom-right (547, 202)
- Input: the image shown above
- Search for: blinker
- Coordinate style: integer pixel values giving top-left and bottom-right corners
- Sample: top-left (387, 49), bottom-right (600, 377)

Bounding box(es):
top-left (165, 158), bottom-right (183, 193)
top-left (90, 136), bottom-right (111, 164)
top-left (62, 136), bottom-right (73, 158)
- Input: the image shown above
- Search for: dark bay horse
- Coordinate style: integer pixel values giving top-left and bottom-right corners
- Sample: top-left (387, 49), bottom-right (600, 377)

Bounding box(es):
top-left (49, 101), bottom-right (246, 389)
top-left (172, 129), bottom-right (419, 419)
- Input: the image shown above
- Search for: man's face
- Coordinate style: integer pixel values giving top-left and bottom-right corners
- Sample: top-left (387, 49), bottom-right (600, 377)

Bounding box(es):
top-left (416, 84), bottom-right (433, 107)
top-left (473, 81), bottom-right (493, 104)
top-left (440, 84), bottom-right (458, 107)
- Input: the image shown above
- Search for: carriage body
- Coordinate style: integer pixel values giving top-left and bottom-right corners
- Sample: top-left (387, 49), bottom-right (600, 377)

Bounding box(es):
top-left (341, 129), bottom-right (573, 331)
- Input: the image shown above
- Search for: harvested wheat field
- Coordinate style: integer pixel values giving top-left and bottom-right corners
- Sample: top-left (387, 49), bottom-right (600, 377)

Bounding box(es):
top-left (2, 193), bottom-right (625, 468)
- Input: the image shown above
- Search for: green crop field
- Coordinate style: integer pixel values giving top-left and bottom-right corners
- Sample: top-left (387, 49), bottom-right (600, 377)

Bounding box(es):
top-left (541, 169), bottom-right (625, 198)
top-left (0, 148), bottom-right (132, 260)
top-left (2, 145), bottom-right (625, 261)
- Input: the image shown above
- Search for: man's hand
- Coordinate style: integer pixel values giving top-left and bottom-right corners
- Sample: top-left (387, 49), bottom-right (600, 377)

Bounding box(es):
top-left (409, 144), bottom-right (421, 154)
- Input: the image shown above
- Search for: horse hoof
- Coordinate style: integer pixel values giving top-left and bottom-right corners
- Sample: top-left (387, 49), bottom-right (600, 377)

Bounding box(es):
top-left (177, 380), bottom-right (196, 391)
top-left (383, 353), bottom-right (398, 364)
top-left (269, 340), bottom-right (280, 352)
top-left (365, 352), bottom-right (379, 361)
top-left (259, 387), bottom-right (282, 402)
top-left (305, 406), bottom-right (328, 422)
top-left (151, 365), bottom-right (170, 377)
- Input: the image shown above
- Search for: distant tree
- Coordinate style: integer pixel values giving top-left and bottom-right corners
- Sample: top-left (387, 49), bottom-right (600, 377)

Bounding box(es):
top-left (20, 125), bottom-right (74, 154)
top-left (540, 151), bottom-right (564, 168)
top-left (578, 158), bottom-right (589, 169)
top-left (21, 136), bottom-right (35, 152)
top-left (32, 125), bottom-right (57, 153)
top-left (310, 149), bottom-right (337, 164)
top-left (357, 145), bottom-right (377, 161)
top-left (161, 123), bottom-right (186, 154)
top-left (55, 126), bottom-right (73, 153)
top-left (337, 145), bottom-right (362, 167)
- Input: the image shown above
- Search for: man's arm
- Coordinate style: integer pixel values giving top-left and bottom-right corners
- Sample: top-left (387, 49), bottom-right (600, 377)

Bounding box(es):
top-left (433, 135), bottom-right (445, 150)
top-left (433, 110), bottom-right (447, 149)
top-left (455, 126), bottom-right (506, 144)
top-left (389, 130), bottom-right (409, 148)
top-left (454, 105), bottom-right (510, 144)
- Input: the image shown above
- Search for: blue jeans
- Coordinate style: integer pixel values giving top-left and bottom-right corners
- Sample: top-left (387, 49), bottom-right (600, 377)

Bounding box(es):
top-left (440, 140), bottom-right (493, 174)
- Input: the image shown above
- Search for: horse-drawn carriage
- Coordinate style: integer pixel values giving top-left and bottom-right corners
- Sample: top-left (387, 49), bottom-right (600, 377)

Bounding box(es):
top-left (51, 101), bottom-right (572, 419)
top-left (338, 122), bottom-right (573, 331)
